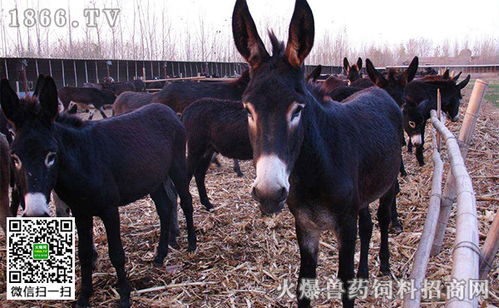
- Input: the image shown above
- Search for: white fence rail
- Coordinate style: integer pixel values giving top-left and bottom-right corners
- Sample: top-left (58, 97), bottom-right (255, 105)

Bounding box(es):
top-left (403, 80), bottom-right (492, 308)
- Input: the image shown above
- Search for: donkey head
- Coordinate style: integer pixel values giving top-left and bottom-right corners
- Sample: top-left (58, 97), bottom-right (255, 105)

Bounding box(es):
top-left (233, 0), bottom-right (314, 215)
top-left (442, 74), bottom-right (470, 122)
top-left (343, 57), bottom-right (362, 85)
top-left (403, 99), bottom-right (428, 146)
top-left (306, 65), bottom-right (322, 82)
top-left (366, 56), bottom-right (418, 106)
top-left (0, 75), bottom-right (60, 216)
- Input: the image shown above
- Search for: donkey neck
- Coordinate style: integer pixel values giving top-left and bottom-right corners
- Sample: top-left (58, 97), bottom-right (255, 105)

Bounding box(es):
top-left (292, 94), bottom-right (346, 186)
top-left (52, 122), bottom-right (101, 196)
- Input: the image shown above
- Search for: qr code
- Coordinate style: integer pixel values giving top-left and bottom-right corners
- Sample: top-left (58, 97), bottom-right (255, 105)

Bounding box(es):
top-left (7, 217), bottom-right (75, 300)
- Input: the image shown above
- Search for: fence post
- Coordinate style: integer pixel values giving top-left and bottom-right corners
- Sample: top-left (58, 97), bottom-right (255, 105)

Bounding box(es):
top-left (431, 79), bottom-right (488, 256)
top-left (479, 209), bottom-right (499, 279)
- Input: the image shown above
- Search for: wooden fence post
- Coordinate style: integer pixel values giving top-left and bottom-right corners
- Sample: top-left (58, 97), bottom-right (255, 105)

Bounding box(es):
top-left (431, 79), bottom-right (488, 256)
top-left (479, 209), bottom-right (499, 279)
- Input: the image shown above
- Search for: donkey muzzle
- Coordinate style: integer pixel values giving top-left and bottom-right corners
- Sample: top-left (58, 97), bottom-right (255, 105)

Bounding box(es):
top-left (23, 193), bottom-right (50, 217)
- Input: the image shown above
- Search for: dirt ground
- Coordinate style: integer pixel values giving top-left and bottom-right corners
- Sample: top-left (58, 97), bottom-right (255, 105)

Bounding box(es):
top-left (0, 74), bottom-right (497, 307)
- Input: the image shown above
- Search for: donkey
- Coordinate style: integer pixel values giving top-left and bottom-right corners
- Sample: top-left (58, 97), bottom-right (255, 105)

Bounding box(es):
top-left (366, 57), bottom-right (419, 107)
top-left (306, 65), bottom-right (322, 82)
top-left (0, 133), bottom-right (9, 233)
top-left (58, 86), bottom-right (116, 120)
top-left (322, 74), bottom-right (348, 92)
top-left (343, 57), bottom-right (363, 84)
top-left (403, 74), bottom-right (470, 165)
top-left (232, 1), bottom-right (402, 307)
top-left (1, 75), bottom-right (196, 308)
top-left (102, 79), bottom-right (146, 95)
top-left (182, 70), bottom-right (333, 211)
top-left (151, 70), bottom-right (251, 177)
top-left (152, 69), bottom-right (250, 113)
top-left (183, 99), bottom-right (252, 210)
top-left (113, 91), bottom-right (155, 116)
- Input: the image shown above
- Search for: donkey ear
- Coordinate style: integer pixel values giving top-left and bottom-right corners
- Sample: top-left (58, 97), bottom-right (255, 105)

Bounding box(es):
top-left (343, 57), bottom-right (350, 73)
top-left (457, 74), bottom-right (470, 90)
top-left (452, 71), bottom-right (462, 82)
top-left (0, 79), bottom-right (20, 124)
top-left (404, 56), bottom-right (419, 83)
top-left (285, 0), bottom-right (315, 67)
top-left (232, 0), bottom-right (270, 69)
top-left (38, 76), bottom-right (59, 121)
top-left (33, 74), bottom-right (47, 97)
top-left (366, 58), bottom-right (386, 87)
top-left (442, 69), bottom-right (450, 79)
top-left (306, 65), bottom-right (321, 82)
top-left (356, 57), bottom-right (362, 71)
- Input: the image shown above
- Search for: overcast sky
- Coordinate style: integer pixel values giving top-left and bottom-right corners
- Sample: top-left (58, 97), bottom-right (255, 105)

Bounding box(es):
top-left (1, 0), bottom-right (498, 55)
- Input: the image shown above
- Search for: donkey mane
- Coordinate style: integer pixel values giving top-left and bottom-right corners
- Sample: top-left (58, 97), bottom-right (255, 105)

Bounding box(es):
top-left (268, 30), bottom-right (285, 58)
top-left (419, 79), bottom-right (457, 87)
top-left (16, 95), bottom-right (85, 128)
top-left (56, 113), bottom-right (85, 128)
top-left (386, 68), bottom-right (400, 79)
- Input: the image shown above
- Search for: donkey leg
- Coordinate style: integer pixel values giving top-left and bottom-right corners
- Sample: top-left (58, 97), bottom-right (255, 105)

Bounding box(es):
top-left (75, 214), bottom-right (94, 308)
top-left (389, 180), bottom-right (403, 234)
top-left (170, 159), bottom-right (197, 252)
top-left (399, 156), bottom-right (407, 177)
top-left (295, 220), bottom-right (320, 308)
top-left (211, 153), bottom-right (222, 167)
top-left (415, 144), bottom-right (425, 166)
top-left (337, 213), bottom-right (357, 308)
top-left (194, 154), bottom-right (215, 210)
top-left (416, 126), bottom-right (426, 166)
top-left (357, 207), bottom-right (372, 279)
top-left (100, 207), bottom-right (131, 308)
top-left (378, 183), bottom-right (397, 275)
top-left (233, 159), bottom-right (244, 177)
top-left (98, 106), bottom-right (108, 119)
top-left (407, 138), bottom-right (413, 153)
top-left (150, 185), bottom-right (174, 266)
top-left (164, 177), bottom-right (180, 249)
top-left (9, 185), bottom-right (21, 216)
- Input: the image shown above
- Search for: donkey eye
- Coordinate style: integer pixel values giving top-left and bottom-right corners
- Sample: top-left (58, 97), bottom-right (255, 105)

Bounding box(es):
top-left (11, 154), bottom-right (22, 170)
top-left (45, 152), bottom-right (57, 168)
top-left (409, 121), bottom-right (416, 128)
top-left (245, 107), bottom-right (253, 119)
top-left (292, 105), bottom-right (303, 120)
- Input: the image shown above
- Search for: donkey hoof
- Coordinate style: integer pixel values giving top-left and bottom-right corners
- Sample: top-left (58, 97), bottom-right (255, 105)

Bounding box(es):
top-left (153, 257), bottom-right (164, 268)
top-left (356, 269), bottom-right (369, 279)
top-left (418, 161), bottom-right (425, 167)
top-left (187, 242), bottom-right (197, 252)
top-left (118, 298), bottom-right (131, 308)
top-left (75, 298), bottom-right (90, 308)
top-left (202, 203), bottom-right (214, 211)
top-left (236, 172), bottom-right (244, 177)
top-left (168, 240), bottom-right (180, 249)
top-left (378, 269), bottom-right (391, 277)
top-left (389, 224), bottom-right (403, 234)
